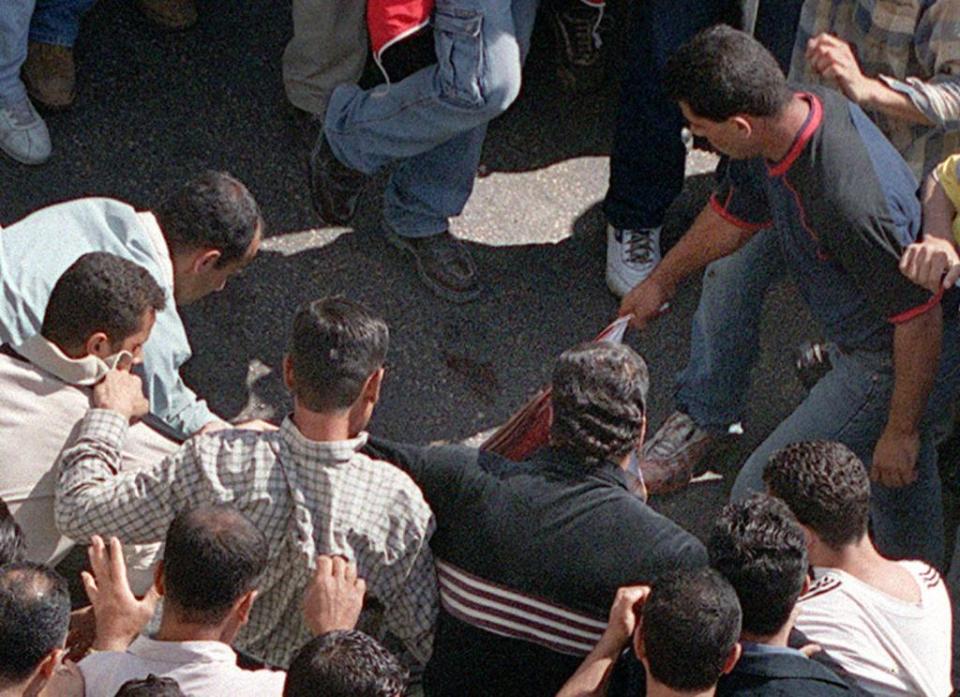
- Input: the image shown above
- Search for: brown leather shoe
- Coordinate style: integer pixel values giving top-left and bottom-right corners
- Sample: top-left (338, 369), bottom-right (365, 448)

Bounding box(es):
top-left (22, 43), bottom-right (75, 111)
top-left (639, 411), bottom-right (714, 495)
top-left (136, 0), bottom-right (198, 30)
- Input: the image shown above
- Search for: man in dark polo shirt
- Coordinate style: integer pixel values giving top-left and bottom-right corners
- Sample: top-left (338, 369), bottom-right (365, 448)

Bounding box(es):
top-left (620, 26), bottom-right (946, 566)
top-left (366, 341), bottom-right (707, 697)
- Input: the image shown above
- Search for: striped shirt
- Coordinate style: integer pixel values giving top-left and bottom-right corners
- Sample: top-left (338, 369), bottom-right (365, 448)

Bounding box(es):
top-left (789, 0), bottom-right (960, 178)
top-left (55, 409), bottom-right (437, 668)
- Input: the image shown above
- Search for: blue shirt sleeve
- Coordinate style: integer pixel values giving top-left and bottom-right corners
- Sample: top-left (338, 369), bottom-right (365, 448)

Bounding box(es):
top-left (709, 158), bottom-right (774, 232)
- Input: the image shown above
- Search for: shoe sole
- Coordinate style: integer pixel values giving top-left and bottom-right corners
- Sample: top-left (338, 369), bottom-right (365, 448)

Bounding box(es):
top-left (0, 139), bottom-right (50, 165)
top-left (385, 232), bottom-right (482, 304)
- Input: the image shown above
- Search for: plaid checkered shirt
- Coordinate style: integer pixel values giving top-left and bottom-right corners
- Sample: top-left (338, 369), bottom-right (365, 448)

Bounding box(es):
top-left (56, 409), bottom-right (438, 668)
top-left (790, 0), bottom-right (960, 178)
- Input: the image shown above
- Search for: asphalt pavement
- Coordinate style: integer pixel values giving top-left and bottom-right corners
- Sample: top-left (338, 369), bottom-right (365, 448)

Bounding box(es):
top-left (0, 0), bottom-right (819, 542)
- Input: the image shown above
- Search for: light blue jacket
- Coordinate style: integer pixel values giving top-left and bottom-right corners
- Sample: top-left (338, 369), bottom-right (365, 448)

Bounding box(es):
top-left (0, 198), bottom-right (215, 438)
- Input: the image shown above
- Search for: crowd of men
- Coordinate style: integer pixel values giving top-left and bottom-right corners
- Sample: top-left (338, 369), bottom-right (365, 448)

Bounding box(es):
top-left (1, 0), bottom-right (959, 695)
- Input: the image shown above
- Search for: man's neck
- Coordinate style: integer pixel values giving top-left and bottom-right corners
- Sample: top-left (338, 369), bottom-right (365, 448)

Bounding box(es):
top-left (291, 405), bottom-right (354, 442)
top-left (155, 614), bottom-right (233, 645)
top-left (760, 95), bottom-right (812, 162)
top-left (813, 535), bottom-right (884, 576)
top-left (741, 622), bottom-right (792, 649)
top-left (646, 680), bottom-right (715, 697)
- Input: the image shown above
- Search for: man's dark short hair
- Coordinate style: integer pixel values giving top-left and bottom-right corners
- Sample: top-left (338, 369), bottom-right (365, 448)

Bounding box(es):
top-left (284, 630), bottom-right (407, 697)
top-left (709, 494), bottom-right (808, 637)
top-left (162, 504), bottom-right (267, 626)
top-left (41, 252), bottom-right (166, 353)
top-left (288, 297), bottom-right (389, 412)
top-left (763, 440), bottom-right (871, 549)
top-left (0, 498), bottom-right (25, 567)
top-left (664, 24), bottom-right (792, 121)
top-left (550, 341), bottom-right (648, 466)
top-left (155, 171), bottom-right (263, 266)
top-left (115, 675), bottom-right (186, 697)
top-left (642, 568), bottom-right (741, 692)
top-left (0, 562), bottom-right (70, 686)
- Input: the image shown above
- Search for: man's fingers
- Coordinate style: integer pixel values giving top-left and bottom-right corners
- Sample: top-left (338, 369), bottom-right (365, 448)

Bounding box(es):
top-left (314, 555), bottom-right (333, 578)
top-left (355, 577), bottom-right (367, 596)
top-left (142, 585), bottom-right (162, 613)
top-left (799, 643), bottom-right (822, 658)
top-left (87, 536), bottom-right (108, 580)
top-left (343, 560), bottom-right (358, 584)
top-left (80, 571), bottom-right (98, 603)
top-left (944, 264), bottom-right (960, 289)
top-left (107, 537), bottom-right (128, 583)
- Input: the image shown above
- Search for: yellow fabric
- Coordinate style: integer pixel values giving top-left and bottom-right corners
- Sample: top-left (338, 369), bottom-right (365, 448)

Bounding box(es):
top-left (934, 154), bottom-right (960, 244)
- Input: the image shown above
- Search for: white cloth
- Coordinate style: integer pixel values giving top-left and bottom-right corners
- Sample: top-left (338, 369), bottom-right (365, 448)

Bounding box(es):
top-left (795, 561), bottom-right (952, 697)
top-left (0, 340), bottom-right (177, 591)
top-left (78, 636), bottom-right (286, 697)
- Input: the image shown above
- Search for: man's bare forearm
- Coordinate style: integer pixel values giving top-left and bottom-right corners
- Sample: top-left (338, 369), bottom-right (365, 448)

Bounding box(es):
top-left (888, 305), bottom-right (942, 435)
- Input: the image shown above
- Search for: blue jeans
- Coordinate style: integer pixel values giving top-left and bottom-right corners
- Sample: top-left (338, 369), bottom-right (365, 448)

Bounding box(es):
top-left (603, 0), bottom-right (803, 229)
top-left (0, 0), bottom-right (93, 106)
top-left (324, 0), bottom-right (539, 238)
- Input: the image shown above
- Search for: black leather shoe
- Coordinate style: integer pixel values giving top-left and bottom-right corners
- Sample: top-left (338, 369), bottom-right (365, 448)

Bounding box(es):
top-left (308, 133), bottom-right (369, 225)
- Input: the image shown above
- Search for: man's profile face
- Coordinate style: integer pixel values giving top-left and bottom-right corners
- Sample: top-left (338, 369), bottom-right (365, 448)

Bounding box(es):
top-left (180, 227), bottom-right (261, 305)
top-left (107, 309), bottom-right (157, 365)
top-left (679, 102), bottom-right (755, 160)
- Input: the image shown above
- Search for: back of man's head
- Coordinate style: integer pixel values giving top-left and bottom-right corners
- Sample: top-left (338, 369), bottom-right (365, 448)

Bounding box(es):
top-left (115, 675), bottom-right (186, 697)
top-left (41, 252), bottom-right (166, 355)
top-left (162, 504), bottom-right (267, 626)
top-left (0, 498), bottom-right (25, 567)
top-left (664, 24), bottom-right (791, 121)
top-left (640, 568), bottom-right (741, 692)
top-left (284, 630), bottom-right (407, 697)
top-left (763, 440), bottom-right (871, 550)
top-left (0, 563), bottom-right (70, 688)
top-left (708, 494), bottom-right (808, 638)
top-left (155, 171), bottom-right (263, 266)
top-left (550, 341), bottom-right (648, 466)
top-left (288, 297), bottom-right (389, 412)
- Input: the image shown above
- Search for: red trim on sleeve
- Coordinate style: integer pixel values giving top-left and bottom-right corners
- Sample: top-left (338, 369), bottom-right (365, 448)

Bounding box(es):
top-left (888, 287), bottom-right (944, 324)
top-left (767, 94), bottom-right (823, 177)
top-left (708, 194), bottom-right (771, 233)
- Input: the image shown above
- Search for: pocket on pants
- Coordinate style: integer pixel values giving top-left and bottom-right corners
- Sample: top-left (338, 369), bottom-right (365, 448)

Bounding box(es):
top-left (433, 9), bottom-right (485, 108)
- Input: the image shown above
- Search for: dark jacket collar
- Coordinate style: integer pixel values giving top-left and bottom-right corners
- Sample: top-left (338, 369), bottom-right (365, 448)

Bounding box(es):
top-left (531, 446), bottom-right (629, 489)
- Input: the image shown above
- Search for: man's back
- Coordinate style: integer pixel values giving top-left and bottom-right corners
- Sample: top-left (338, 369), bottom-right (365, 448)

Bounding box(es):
top-left (795, 561), bottom-right (952, 696)
top-left (366, 438), bottom-right (708, 696)
top-left (717, 647), bottom-right (857, 696)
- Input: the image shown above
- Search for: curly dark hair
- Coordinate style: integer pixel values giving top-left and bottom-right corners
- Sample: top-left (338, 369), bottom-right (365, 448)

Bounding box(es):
top-left (763, 441), bottom-right (870, 549)
top-left (285, 630), bottom-right (408, 697)
top-left (0, 499), bottom-right (24, 567)
top-left (709, 494), bottom-right (808, 637)
top-left (41, 252), bottom-right (166, 353)
top-left (549, 341), bottom-right (648, 467)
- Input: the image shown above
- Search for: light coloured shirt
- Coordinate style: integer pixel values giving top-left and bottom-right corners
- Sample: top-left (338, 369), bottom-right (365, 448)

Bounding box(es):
top-left (0, 339), bottom-right (178, 592)
top-left (56, 410), bottom-right (438, 668)
top-left (78, 636), bottom-right (286, 697)
top-left (789, 0), bottom-right (960, 178)
top-left (796, 561), bottom-right (952, 697)
top-left (0, 197), bottom-right (215, 437)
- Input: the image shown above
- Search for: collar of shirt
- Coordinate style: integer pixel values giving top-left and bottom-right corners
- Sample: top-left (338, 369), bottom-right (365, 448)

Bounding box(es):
top-left (533, 446), bottom-right (629, 489)
top-left (138, 211), bottom-right (175, 288)
top-left (740, 641), bottom-right (806, 659)
top-left (278, 415), bottom-right (370, 465)
top-left (11, 335), bottom-right (133, 386)
top-left (127, 635), bottom-right (240, 665)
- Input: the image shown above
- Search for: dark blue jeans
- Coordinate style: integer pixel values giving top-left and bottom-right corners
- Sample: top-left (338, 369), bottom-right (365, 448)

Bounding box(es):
top-left (603, 0), bottom-right (804, 229)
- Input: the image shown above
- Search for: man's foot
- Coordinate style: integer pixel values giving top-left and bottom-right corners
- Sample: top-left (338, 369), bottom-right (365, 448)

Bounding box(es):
top-left (136, 0), bottom-right (197, 29)
top-left (22, 43), bottom-right (75, 111)
top-left (0, 99), bottom-right (51, 165)
top-left (548, 0), bottom-right (606, 93)
top-left (606, 224), bottom-right (661, 298)
top-left (386, 231), bottom-right (481, 303)
top-left (639, 411), bottom-right (713, 495)
top-left (308, 133), bottom-right (370, 225)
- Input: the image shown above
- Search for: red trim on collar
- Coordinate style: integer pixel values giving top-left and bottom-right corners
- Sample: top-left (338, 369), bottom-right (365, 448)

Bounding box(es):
top-left (767, 93), bottom-right (823, 177)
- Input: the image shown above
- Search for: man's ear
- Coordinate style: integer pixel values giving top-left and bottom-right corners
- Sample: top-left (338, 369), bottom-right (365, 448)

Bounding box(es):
top-left (731, 115), bottom-right (754, 137)
top-left (637, 415), bottom-right (647, 453)
top-left (38, 647), bottom-right (64, 679)
top-left (632, 616), bottom-right (645, 660)
top-left (361, 367), bottom-right (385, 404)
top-left (282, 355), bottom-right (295, 391)
top-left (83, 332), bottom-right (113, 359)
top-left (154, 561), bottom-right (166, 597)
top-left (721, 642), bottom-right (742, 676)
top-left (193, 249), bottom-right (222, 273)
top-left (235, 590), bottom-right (258, 625)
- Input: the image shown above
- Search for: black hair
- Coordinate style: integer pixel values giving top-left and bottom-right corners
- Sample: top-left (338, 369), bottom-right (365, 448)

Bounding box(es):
top-left (550, 341), bottom-right (648, 466)
top-left (709, 494), bottom-right (808, 637)
top-left (664, 24), bottom-right (791, 121)
top-left (0, 498), bottom-right (25, 567)
top-left (115, 675), bottom-right (186, 697)
top-left (763, 440), bottom-right (871, 549)
top-left (284, 630), bottom-right (407, 697)
top-left (642, 568), bottom-right (741, 692)
top-left (162, 504), bottom-right (267, 625)
top-left (41, 252), bottom-right (166, 353)
top-left (0, 562), bottom-right (70, 686)
top-left (155, 171), bottom-right (262, 266)
top-left (288, 297), bottom-right (389, 412)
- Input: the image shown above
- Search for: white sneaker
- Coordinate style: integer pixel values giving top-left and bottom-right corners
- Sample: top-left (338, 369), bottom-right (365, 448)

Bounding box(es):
top-left (0, 98), bottom-right (51, 165)
top-left (605, 224), bottom-right (662, 297)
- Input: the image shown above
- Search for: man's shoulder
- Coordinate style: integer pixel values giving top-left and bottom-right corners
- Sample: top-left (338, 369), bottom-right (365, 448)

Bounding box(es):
top-left (722, 650), bottom-right (852, 695)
